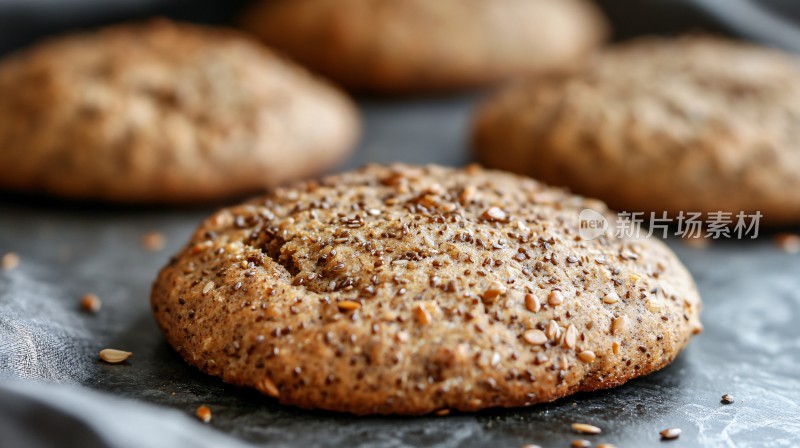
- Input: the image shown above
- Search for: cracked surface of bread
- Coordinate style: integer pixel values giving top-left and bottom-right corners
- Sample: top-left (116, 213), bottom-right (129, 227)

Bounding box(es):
top-left (474, 36), bottom-right (800, 225)
top-left (152, 164), bottom-right (702, 415)
top-left (0, 19), bottom-right (359, 203)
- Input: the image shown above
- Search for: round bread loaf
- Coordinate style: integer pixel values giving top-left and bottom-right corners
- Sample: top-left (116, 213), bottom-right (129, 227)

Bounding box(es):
top-left (474, 36), bottom-right (800, 225)
top-left (241, 0), bottom-right (607, 94)
top-left (0, 19), bottom-right (359, 203)
top-left (152, 164), bottom-right (702, 415)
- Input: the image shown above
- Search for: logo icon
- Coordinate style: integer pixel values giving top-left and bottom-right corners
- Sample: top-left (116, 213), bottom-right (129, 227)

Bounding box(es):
top-left (578, 209), bottom-right (609, 240)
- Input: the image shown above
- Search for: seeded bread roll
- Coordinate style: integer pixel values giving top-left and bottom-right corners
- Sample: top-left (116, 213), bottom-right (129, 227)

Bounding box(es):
top-left (473, 35), bottom-right (800, 225)
top-left (240, 0), bottom-right (607, 94)
top-left (0, 19), bottom-right (359, 204)
top-left (151, 164), bottom-right (702, 415)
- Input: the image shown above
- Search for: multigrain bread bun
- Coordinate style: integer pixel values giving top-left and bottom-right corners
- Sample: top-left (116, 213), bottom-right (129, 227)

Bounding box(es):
top-left (152, 164), bottom-right (702, 415)
top-left (241, 0), bottom-right (607, 94)
top-left (0, 19), bottom-right (359, 204)
top-left (474, 35), bottom-right (800, 225)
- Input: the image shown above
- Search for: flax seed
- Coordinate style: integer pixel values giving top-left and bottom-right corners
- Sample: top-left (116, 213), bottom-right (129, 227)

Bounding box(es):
top-left (721, 394), bottom-right (734, 404)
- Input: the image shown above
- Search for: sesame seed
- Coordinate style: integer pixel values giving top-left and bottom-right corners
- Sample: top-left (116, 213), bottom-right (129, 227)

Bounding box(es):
top-left (645, 298), bottom-right (663, 312)
top-left (548, 290), bottom-right (564, 306)
top-left (257, 377), bottom-right (280, 398)
top-left (202, 282), bottom-right (214, 294)
top-left (1, 252), bottom-right (19, 271)
top-left (141, 231), bottom-right (166, 251)
top-left (721, 394), bottom-right (734, 404)
top-left (80, 294), bottom-right (102, 313)
top-left (775, 233), bottom-right (800, 253)
top-left (414, 304), bottom-right (433, 324)
top-left (660, 428), bottom-right (681, 440)
top-left (597, 444), bottom-right (617, 448)
top-left (520, 445), bottom-right (542, 448)
top-left (611, 315), bottom-right (629, 335)
top-left (577, 350), bottom-right (596, 363)
top-left (435, 409), bottom-right (450, 416)
top-left (196, 405), bottom-right (212, 423)
top-left (546, 320), bottom-right (559, 340)
top-left (99, 349), bottom-right (132, 364)
top-left (523, 329), bottom-right (548, 345)
top-left (571, 440), bottom-right (591, 448)
top-left (571, 423), bottom-right (602, 434)
top-left (482, 281), bottom-right (507, 300)
top-left (525, 294), bottom-right (541, 312)
top-left (482, 207), bottom-right (507, 222)
top-left (337, 300), bottom-right (361, 311)
top-left (612, 341), bottom-right (620, 355)
top-left (564, 324), bottom-right (578, 349)
top-left (603, 292), bottom-right (620, 304)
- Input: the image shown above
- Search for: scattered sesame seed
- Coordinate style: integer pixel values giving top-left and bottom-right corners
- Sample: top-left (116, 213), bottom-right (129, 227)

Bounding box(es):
top-left (141, 231), bottom-right (166, 251)
top-left (775, 233), bottom-right (800, 253)
top-left (434, 409), bottom-right (450, 416)
top-left (603, 292), bottom-right (620, 304)
top-left (597, 444), bottom-right (617, 448)
top-left (571, 423), bottom-right (602, 435)
top-left (577, 350), bottom-right (596, 363)
top-left (520, 445), bottom-right (542, 448)
top-left (660, 428), bottom-right (681, 440)
top-left (202, 281), bottom-right (215, 294)
top-left (571, 440), bottom-right (591, 448)
top-left (80, 294), bottom-right (102, 314)
top-left (1, 252), bottom-right (19, 271)
top-left (525, 294), bottom-right (541, 313)
top-left (337, 300), bottom-right (361, 312)
top-left (257, 377), bottom-right (280, 398)
top-left (612, 341), bottom-right (620, 355)
top-left (99, 349), bottom-right (132, 364)
top-left (721, 394), bottom-right (734, 404)
top-left (548, 290), bottom-right (564, 306)
top-left (196, 405), bottom-right (212, 423)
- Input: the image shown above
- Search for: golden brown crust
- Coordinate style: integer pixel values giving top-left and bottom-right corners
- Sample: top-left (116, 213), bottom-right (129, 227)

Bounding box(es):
top-left (474, 35), bottom-right (800, 225)
top-left (151, 164), bottom-right (701, 415)
top-left (240, 0), bottom-right (607, 94)
top-left (0, 19), bottom-right (360, 203)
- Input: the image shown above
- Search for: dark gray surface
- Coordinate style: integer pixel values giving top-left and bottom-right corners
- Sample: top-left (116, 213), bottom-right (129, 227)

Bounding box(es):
top-left (1, 95), bottom-right (800, 448)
